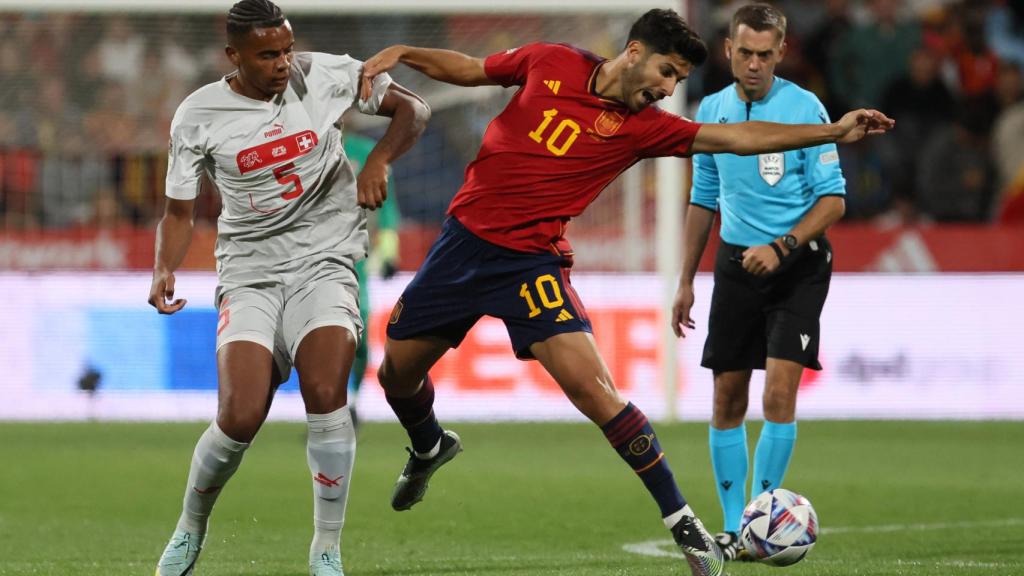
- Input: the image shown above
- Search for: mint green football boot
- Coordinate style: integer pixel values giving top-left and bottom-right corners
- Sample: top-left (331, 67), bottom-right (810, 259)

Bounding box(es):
top-left (309, 546), bottom-right (344, 576)
top-left (155, 530), bottom-right (205, 576)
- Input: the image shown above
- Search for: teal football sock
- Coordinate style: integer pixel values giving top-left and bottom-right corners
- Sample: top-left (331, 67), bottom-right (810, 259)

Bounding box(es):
top-left (752, 420), bottom-right (797, 496)
top-left (709, 424), bottom-right (748, 534)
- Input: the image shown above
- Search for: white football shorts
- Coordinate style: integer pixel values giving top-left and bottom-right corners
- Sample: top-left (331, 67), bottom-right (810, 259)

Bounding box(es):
top-left (214, 258), bottom-right (362, 379)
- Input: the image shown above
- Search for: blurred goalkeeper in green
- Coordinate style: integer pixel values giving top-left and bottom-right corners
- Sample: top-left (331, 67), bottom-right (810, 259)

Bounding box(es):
top-left (344, 132), bottom-right (401, 424)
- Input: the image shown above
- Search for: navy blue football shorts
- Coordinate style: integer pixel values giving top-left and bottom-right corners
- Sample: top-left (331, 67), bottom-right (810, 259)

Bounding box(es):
top-left (386, 217), bottom-right (592, 359)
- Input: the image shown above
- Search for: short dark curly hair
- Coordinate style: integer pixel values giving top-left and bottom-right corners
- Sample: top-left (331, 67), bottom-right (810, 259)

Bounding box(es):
top-left (626, 9), bottom-right (708, 67)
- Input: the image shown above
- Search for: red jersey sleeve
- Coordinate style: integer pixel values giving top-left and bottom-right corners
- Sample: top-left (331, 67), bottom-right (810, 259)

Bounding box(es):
top-left (638, 109), bottom-right (702, 158)
top-left (483, 42), bottom-right (550, 87)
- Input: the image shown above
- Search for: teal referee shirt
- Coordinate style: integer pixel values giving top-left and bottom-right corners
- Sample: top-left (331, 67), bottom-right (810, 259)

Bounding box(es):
top-left (690, 76), bottom-right (846, 248)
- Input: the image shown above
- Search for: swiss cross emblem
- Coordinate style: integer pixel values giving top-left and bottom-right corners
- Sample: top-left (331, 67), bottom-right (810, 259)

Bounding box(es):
top-left (237, 129), bottom-right (318, 174)
top-left (296, 133), bottom-right (315, 152)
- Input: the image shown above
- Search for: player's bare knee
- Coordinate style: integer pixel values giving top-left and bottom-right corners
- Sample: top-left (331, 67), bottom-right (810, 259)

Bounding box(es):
top-left (305, 389), bottom-right (347, 415)
top-left (561, 374), bottom-right (622, 422)
top-left (377, 358), bottom-right (419, 396)
top-left (216, 410), bottom-right (263, 443)
top-left (300, 374), bottom-right (347, 412)
top-left (376, 362), bottom-right (396, 392)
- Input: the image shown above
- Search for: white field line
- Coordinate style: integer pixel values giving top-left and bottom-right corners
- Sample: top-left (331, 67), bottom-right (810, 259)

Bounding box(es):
top-left (622, 518), bottom-right (1024, 560)
top-left (620, 540), bottom-right (683, 559)
top-left (821, 517), bottom-right (1024, 535)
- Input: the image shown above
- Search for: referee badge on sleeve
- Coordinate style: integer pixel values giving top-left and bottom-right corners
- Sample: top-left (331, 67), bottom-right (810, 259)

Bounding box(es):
top-left (758, 153), bottom-right (784, 186)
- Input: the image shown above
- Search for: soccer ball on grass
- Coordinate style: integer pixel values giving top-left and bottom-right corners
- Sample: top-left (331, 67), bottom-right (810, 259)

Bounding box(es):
top-left (739, 488), bottom-right (818, 566)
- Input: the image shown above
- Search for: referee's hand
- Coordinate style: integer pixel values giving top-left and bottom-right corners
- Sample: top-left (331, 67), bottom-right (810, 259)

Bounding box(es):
top-left (742, 244), bottom-right (782, 276)
top-left (671, 281), bottom-right (696, 338)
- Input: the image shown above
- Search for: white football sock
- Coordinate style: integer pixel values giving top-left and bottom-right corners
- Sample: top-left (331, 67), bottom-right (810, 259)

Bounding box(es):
top-left (414, 436), bottom-right (442, 460)
top-left (663, 504), bottom-right (694, 529)
top-left (175, 421), bottom-right (249, 534)
top-left (306, 406), bottom-right (356, 558)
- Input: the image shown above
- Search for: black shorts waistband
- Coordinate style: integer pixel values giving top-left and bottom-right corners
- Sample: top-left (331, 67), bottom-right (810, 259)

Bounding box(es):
top-left (721, 236), bottom-right (830, 255)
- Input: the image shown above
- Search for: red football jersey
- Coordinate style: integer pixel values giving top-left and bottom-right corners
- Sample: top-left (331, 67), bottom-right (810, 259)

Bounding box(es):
top-left (448, 42), bottom-right (702, 255)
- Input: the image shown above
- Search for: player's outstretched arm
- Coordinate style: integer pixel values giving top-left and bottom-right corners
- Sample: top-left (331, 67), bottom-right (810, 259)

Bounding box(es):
top-left (357, 83), bottom-right (430, 210)
top-left (149, 198), bottom-right (194, 315)
top-left (690, 109), bottom-right (895, 156)
top-left (361, 45), bottom-right (494, 99)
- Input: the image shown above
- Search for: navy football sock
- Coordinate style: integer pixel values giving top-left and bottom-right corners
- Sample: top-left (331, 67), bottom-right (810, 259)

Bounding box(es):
top-left (384, 375), bottom-right (444, 455)
top-left (602, 402), bottom-right (687, 518)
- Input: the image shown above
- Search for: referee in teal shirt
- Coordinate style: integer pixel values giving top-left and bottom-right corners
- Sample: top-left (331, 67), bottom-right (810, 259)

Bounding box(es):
top-left (673, 4), bottom-right (845, 561)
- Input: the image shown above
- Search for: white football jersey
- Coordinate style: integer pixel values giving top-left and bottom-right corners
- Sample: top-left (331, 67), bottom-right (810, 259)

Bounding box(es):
top-left (166, 52), bottom-right (393, 286)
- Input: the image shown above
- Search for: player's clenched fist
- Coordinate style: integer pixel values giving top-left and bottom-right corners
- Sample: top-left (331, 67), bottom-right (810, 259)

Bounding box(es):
top-left (357, 158), bottom-right (389, 210)
top-left (741, 244), bottom-right (783, 276)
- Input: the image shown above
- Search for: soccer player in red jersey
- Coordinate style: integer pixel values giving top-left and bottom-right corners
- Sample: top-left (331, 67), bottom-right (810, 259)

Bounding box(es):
top-left (361, 9), bottom-right (892, 575)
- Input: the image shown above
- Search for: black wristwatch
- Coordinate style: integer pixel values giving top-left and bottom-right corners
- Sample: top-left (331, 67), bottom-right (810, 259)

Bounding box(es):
top-left (781, 234), bottom-right (799, 251)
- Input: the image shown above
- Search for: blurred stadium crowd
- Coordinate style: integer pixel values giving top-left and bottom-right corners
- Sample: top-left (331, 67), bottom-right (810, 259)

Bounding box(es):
top-left (0, 0), bottom-right (1022, 234)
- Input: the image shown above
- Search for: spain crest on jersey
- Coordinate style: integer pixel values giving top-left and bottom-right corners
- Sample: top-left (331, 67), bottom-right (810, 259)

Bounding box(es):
top-left (594, 110), bottom-right (625, 137)
top-left (389, 298), bottom-right (404, 325)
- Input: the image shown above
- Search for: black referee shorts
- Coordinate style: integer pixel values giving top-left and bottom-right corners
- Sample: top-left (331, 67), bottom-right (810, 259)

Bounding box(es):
top-left (701, 237), bottom-right (833, 372)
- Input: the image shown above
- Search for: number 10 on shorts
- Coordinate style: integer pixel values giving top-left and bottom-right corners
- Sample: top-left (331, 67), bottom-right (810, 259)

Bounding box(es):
top-left (519, 274), bottom-right (564, 318)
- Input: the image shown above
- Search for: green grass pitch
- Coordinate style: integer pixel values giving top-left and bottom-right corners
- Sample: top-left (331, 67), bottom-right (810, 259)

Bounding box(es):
top-left (0, 420), bottom-right (1021, 575)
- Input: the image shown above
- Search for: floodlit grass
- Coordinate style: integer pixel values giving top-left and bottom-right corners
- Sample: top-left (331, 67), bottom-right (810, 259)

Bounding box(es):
top-left (0, 420), bottom-right (1021, 575)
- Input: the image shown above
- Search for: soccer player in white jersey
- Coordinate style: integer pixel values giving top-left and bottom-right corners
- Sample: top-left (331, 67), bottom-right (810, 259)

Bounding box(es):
top-left (149, 1), bottom-right (429, 575)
